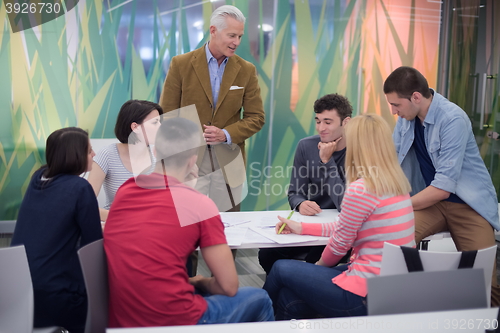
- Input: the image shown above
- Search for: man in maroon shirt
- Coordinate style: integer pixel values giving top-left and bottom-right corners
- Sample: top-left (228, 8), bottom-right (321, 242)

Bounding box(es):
top-left (104, 117), bottom-right (273, 327)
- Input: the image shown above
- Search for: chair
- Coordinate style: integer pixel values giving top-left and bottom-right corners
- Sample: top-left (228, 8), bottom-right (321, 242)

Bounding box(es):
top-left (0, 220), bottom-right (16, 248)
top-left (0, 245), bottom-right (62, 333)
top-left (368, 268), bottom-right (487, 315)
top-left (417, 231), bottom-right (453, 250)
top-left (78, 239), bottom-right (109, 333)
top-left (379, 242), bottom-right (496, 307)
top-left (89, 138), bottom-right (120, 154)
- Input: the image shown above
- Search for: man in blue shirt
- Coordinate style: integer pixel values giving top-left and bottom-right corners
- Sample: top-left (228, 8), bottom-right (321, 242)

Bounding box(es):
top-left (384, 66), bottom-right (499, 306)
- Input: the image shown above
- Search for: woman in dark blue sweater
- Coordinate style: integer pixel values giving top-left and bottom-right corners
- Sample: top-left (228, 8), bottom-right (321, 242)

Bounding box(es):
top-left (11, 127), bottom-right (103, 333)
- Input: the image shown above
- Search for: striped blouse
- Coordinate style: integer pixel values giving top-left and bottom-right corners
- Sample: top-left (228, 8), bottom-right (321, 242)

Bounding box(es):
top-left (93, 144), bottom-right (134, 210)
top-left (301, 178), bottom-right (415, 297)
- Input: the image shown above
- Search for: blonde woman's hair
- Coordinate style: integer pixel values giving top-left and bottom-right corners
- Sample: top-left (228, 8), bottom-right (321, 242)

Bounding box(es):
top-left (345, 114), bottom-right (411, 196)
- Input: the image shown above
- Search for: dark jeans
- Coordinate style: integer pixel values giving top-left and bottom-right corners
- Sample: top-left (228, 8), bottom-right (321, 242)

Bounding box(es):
top-left (258, 246), bottom-right (351, 275)
top-left (263, 260), bottom-right (367, 320)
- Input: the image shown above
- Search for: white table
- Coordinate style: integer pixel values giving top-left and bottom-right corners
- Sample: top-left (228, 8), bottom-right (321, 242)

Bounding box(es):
top-left (221, 209), bottom-right (449, 250)
top-left (220, 209), bottom-right (339, 249)
top-left (106, 307), bottom-right (498, 333)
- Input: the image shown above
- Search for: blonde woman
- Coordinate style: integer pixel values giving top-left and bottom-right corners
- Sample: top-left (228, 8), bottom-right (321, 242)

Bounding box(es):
top-left (263, 114), bottom-right (415, 319)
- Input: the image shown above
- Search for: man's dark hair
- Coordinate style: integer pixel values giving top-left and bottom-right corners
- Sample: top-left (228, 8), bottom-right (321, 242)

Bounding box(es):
top-left (313, 93), bottom-right (353, 121)
top-left (383, 66), bottom-right (432, 100)
top-left (43, 127), bottom-right (89, 178)
top-left (114, 100), bottom-right (164, 144)
top-left (155, 117), bottom-right (201, 168)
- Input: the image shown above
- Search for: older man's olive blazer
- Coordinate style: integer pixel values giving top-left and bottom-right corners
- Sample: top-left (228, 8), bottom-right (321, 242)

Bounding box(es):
top-left (159, 45), bottom-right (265, 173)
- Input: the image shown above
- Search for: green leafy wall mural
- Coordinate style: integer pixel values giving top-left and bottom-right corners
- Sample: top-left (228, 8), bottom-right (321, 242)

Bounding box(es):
top-left (0, 0), bottom-right (441, 219)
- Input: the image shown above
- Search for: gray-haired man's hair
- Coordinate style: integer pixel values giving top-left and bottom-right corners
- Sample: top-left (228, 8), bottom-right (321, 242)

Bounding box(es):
top-left (210, 5), bottom-right (246, 31)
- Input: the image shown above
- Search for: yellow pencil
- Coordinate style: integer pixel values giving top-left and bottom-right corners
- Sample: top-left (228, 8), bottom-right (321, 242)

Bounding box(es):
top-left (278, 210), bottom-right (294, 234)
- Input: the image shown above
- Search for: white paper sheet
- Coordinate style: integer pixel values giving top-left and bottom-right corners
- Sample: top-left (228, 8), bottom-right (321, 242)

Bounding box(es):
top-left (259, 216), bottom-right (280, 227)
top-left (221, 215), bottom-right (251, 228)
top-left (249, 227), bottom-right (324, 244)
top-left (300, 210), bottom-right (339, 224)
top-left (224, 227), bottom-right (248, 247)
top-left (243, 228), bottom-right (276, 244)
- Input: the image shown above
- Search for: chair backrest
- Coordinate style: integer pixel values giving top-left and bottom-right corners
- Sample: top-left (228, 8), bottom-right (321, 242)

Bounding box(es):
top-left (0, 245), bottom-right (35, 333)
top-left (380, 242), bottom-right (496, 307)
top-left (78, 239), bottom-right (109, 333)
top-left (90, 138), bottom-right (120, 155)
top-left (368, 268), bottom-right (487, 315)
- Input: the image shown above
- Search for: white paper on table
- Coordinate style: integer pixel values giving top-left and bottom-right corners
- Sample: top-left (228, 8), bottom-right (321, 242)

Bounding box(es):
top-left (300, 210), bottom-right (339, 224)
top-left (221, 215), bottom-right (251, 228)
top-left (259, 216), bottom-right (280, 227)
top-left (244, 228), bottom-right (276, 244)
top-left (249, 227), bottom-right (322, 244)
top-left (224, 227), bottom-right (248, 247)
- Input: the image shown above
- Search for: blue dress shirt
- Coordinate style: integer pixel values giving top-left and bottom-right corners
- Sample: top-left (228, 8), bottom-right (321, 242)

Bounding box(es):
top-left (393, 89), bottom-right (499, 230)
top-left (205, 43), bottom-right (231, 145)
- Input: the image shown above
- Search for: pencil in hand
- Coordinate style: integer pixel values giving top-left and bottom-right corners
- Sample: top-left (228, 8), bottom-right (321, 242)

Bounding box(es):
top-left (278, 210), bottom-right (294, 234)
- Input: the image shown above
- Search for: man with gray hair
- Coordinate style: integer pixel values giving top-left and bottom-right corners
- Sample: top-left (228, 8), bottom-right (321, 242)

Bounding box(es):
top-left (160, 5), bottom-right (265, 214)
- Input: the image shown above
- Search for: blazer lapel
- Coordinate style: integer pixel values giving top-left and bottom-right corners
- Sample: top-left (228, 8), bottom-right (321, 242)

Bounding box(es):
top-left (215, 57), bottom-right (241, 113)
top-left (191, 46), bottom-right (213, 106)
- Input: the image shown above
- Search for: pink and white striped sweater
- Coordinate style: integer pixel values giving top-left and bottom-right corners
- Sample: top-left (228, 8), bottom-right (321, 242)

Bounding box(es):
top-left (301, 178), bottom-right (415, 297)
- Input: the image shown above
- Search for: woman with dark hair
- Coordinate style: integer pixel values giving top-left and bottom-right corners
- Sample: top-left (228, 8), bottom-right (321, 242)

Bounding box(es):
top-left (87, 100), bottom-right (163, 221)
top-left (11, 127), bottom-right (103, 333)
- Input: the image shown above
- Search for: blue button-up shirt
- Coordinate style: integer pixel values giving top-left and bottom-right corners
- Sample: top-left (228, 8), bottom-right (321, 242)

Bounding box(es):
top-left (393, 89), bottom-right (499, 230)
top-left (205, 43), bottom-right (231, 144)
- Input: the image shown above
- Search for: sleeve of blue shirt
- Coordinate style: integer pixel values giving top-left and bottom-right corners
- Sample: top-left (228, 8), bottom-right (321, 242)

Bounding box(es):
top-left (429, 116), bottom-right (468, 194)
top-left (222, 129), bottom-right (232, 145)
